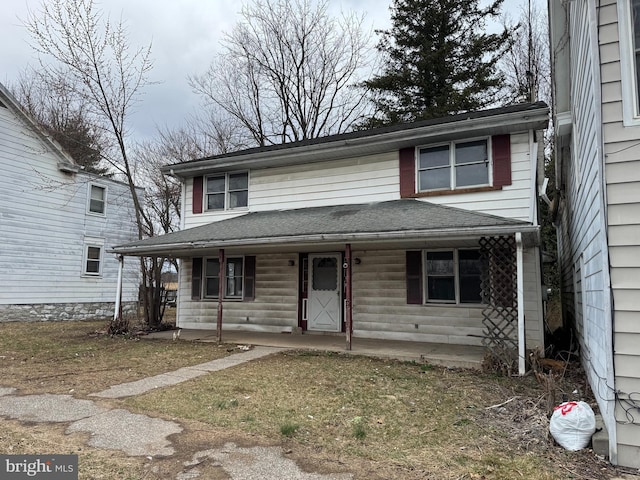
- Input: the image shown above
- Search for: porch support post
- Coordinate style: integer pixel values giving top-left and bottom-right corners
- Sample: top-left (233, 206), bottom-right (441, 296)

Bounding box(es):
top-left (515, 233), bottom-right (526, 375)
top-left (345, 243), bottom-right (353, 351)
top-left (217, 249), bottom-right (225, 343)
top-left (114, 254), bottom-right (124, 322)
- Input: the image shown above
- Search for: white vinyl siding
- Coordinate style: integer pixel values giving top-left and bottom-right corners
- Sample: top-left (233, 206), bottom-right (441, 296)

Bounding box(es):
top-left (177, 249), bottom-right (544, 349)
top-left (178, 254), bottom-right (298, 331)
top-left (604, 0), bottom-right (640, 467)
top-left (600, 0), bottom-right (640, 467)
top-left (353, 249), bottom-right (542, 346)
top-left (556, 0), bottom-right (618, 462)
top-left (617, 0), bottom-right (640, 124)
top-left (183, 134), bottom-right (536, 229)
top-left (554, 0), bottom-right (640, 467)
top-left (0, 104), bottom-right (140, 306)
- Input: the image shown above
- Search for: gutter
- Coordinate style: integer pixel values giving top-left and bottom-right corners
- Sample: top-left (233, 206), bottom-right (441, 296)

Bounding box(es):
top-left (112, 224), bottom-right (539, 257)
top-left (163, 106), bottom-right (550, 178)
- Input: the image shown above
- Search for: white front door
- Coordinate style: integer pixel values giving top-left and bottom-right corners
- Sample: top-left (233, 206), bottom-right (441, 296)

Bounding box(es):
top-left (308, 253), bottom-right (342, 332)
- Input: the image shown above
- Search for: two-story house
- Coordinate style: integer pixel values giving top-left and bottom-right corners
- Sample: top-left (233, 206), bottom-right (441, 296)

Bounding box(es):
top-left (0, 82), bottom-right (141, 322)
top-left (549, 0), bottom-right (640, 468)
top-left (114, 101), bottom-right (549, 372)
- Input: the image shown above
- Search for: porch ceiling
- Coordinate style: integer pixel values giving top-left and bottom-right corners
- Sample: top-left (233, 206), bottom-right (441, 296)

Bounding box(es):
top-left (112, 199), bottom-right (538, 257)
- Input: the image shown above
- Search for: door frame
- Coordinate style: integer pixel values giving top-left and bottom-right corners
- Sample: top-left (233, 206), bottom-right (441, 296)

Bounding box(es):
top-left (301, 252), bottom-right (343, 332)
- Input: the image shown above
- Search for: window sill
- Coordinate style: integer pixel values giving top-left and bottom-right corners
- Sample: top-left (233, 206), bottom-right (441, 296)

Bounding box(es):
top-left (203, 207), bottom-right (249, 214)
top-left (199, 297), bottom-right (245, 302)
top-left (409, 185), bottom-right (501, 198)
top-left (423, 302), bottom-right (484, 308)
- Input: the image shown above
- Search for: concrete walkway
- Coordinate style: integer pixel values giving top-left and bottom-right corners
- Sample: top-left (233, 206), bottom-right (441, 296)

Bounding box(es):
top-left (0, 345), bottom-right (354, 479)
top-left (91, 346), bottom-right (284, 398)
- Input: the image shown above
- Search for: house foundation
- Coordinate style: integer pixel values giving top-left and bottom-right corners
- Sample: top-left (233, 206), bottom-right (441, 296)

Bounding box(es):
top-left (0, 301), bottom-right (137, 322)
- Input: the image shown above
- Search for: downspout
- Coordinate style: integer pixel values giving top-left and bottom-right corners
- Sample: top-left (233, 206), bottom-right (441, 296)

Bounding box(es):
top-left (345, 244), bottom-right (353, 351)
top-left (516, 233), bottom-right (526, 375)
top-left (217, 249), bottom-right (225, 343)
top-left (114, 254), bottom-right (124, 322)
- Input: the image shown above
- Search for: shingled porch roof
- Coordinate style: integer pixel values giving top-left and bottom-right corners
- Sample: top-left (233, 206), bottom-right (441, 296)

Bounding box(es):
top-left (113, 200), bottom-right (537, 257)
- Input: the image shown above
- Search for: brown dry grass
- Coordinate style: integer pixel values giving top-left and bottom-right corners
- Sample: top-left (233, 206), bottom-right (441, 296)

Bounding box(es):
top-left (0, 320), bottom-right (230, 396)
top-left (0, 320), bottom-right (624, 480)
top-left (126, 350), bottom-right (618, 480)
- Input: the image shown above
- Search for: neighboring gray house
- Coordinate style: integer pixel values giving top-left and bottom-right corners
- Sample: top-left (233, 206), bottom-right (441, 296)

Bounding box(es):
top-left (549, 0), bottom-right (640, 468)
top-left (0, 82), bottom-right (140, 321)
top-left (114, 102), bottom-right (549, 373)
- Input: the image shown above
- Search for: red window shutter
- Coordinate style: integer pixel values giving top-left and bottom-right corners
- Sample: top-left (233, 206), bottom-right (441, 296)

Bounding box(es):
top-left (244, 256), bottom-right (256, 301)
top-left (399, 147), bottom-right (416, 198)
top-left (406, 251), bottom-right (423, 304)
top-left (492, 135), bottom-right (511, 187)
top-left (192, 176), bottom-right (203, 214)
top-left (191, 257), bottom-right (202, 300)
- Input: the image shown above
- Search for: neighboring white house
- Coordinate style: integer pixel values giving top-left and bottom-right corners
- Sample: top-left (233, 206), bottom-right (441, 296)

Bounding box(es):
top-left (0, 82), bottom-right (140, 321)
top-left (115, 102), bottom-right (549, 371)
top-left (549, 0), bottom-right (640, 468)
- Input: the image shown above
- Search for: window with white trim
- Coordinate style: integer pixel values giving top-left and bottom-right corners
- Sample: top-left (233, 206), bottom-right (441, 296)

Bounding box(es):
top-left (425, 249), bottom-right (484, 304)
top-left (83, 244), bottom-right (103, 276)
top-left (203, 257), bottom-right (245, 299)
top-left (88, 184), bottom-right (106, 214)
top-left (618, 0), bottom-right (640, 123)
top-left (418, 139), bottom-right (490, 192)
top-left (205, 172), bottom-right (248, 211)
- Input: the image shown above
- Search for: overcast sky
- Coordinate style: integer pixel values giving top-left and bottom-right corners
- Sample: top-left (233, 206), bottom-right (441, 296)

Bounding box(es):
top-left (1, 0), bottom-right (396, 141)
top-left (1, 0), bottom-right (525, 142)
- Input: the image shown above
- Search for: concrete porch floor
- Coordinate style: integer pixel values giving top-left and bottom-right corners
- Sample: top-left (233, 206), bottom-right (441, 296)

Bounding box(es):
top-left (143, 329), bottom-right (486, 369)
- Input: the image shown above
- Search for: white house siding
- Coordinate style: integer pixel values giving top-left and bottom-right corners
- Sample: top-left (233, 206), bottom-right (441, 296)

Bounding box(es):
top-left (598, 0), bottom-right (640, 467)
top-left (0, 103), bottom-right (140, 321)
top-left (352, 248), bottom-right (544, 348)
top-left (555, 0), bottom-right (628, 465)
top-left (177, 253), bottom-right (299, 331)
top-left (183, 133), bottom-right (537, 229)
top-left (250, 154), bottom-right (399, 210)
top-left (177, 248), bottom-right (543, 349)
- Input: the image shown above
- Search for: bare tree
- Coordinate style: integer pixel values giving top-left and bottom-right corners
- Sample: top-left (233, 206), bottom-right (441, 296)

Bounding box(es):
top-left (189, 0), bottom-right (374, 146)
top-left (24, 0), bottom-right (162, 330)
top-left (499, 0), bottom-right (551, 104)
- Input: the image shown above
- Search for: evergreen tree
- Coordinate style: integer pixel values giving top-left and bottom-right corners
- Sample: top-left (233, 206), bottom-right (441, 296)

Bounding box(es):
top-left (44, 112), bottom-right (111, 177)
top-left (12, 73), bottom-right (111, 176)
top-left (362, 0), bottom-right (512, 126)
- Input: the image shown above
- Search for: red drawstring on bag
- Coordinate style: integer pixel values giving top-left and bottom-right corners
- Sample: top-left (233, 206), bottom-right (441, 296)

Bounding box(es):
top-left (554, 401), bottom-right (578, 416)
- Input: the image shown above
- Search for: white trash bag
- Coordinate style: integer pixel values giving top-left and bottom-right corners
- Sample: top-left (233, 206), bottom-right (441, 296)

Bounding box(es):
top-left (549, 401), bottom-right (596, 451)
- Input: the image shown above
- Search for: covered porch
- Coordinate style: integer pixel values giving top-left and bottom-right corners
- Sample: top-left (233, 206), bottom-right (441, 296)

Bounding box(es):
top-left (113, 199), bottom-right (542, 375)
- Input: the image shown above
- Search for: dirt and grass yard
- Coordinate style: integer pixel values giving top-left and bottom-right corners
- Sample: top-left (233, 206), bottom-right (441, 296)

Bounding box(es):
top-left (0, 320), bottom-right (628, 479)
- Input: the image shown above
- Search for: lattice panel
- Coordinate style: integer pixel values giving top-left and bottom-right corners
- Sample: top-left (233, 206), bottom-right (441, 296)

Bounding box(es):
top-left (479, 236), bottom-right (518, 374)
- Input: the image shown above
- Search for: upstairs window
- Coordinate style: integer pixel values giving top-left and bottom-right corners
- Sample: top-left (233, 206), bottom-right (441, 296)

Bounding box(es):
top-left (618, 0), bottom-right (640, 123)
top-left (88, 184), bottom-right (106, 214)
top-left (418, 140), bottom-right (489, 192)
top-left (205, 172), bottom-right (248, 211)
top-left (633, 0), bottom-right (640, 113)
